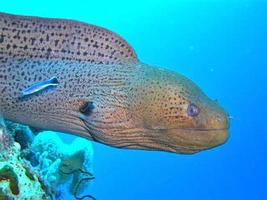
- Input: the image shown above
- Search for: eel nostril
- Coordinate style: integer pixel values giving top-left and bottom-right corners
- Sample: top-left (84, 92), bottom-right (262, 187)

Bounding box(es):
top-left (213, 113), bottom-right (230, 129)
top-left (216, 115), bottom-right (222, 122)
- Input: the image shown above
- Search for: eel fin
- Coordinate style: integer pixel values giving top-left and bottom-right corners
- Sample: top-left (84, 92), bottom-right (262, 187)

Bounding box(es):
top-left (0, 12), bottom-right (138, 65)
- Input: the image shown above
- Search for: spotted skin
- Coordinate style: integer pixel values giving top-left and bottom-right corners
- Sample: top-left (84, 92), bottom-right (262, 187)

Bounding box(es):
top-left (0, 12), bottom-right (137, 64)
top-left (0, 12), bottom-right (229, 154)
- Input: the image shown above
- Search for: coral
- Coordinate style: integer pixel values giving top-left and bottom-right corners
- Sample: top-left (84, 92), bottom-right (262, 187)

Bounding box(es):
top-left (0, 123), bottom-right (95, 200)
top-left (0, 126), bottom-right (49, 200)
top-left (5, 121), bottom-right (35, 150)
top-left (30, 131), bottom-right (95, 199)
top-left (0, 124), bottom-right (13, 153)
top-left (0, 165), bottom-right (19, 195)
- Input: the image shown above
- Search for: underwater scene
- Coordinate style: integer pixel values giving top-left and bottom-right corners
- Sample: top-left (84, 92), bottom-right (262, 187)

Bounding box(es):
top-left (0, 0), bottom-right (266, 199)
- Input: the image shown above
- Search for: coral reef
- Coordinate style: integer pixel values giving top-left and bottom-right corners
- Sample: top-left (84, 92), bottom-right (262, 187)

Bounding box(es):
top-left (0, 122), bottom-right (95, 200)
top-left (0, 125), bottom-right (48, 200)
top-left (31, 131), bottom-right (95, 199)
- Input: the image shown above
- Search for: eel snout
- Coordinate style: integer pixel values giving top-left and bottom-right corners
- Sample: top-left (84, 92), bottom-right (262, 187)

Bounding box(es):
top-left (160, 106), bottom-right (229, 154)
top-left (127, 65), bottom-right (230, 154)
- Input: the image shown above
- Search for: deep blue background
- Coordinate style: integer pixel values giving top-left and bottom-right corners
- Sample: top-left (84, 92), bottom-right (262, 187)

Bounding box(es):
top-left (1, 0), bottom-right (267, 199)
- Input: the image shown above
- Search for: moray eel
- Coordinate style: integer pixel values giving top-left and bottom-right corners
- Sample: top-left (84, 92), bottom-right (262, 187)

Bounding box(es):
top-left (0, 12), bottom-right (229, 154)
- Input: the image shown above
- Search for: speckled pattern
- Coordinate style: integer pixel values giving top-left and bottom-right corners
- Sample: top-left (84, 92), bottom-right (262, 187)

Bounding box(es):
top-left (0, 56), bottom-right (137, 139)
top-left (0, 12), bottom-right (137, 65)
top-left (0, 13), bottom-right (228, 154)
top-left (0, 12), bottom-right (139, 140)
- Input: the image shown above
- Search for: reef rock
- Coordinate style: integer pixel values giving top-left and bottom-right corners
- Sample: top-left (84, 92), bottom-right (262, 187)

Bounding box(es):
top-left (31, 131), bottom-right (95, 199)
top-left (0, 126), bottom-right (49, 200)
top-left (0, 123), bottom-right (95, 200)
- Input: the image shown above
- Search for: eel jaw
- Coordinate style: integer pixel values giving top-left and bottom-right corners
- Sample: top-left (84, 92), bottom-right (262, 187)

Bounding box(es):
top-left (98, 127), bottom-right (229, 154)
top-left (80, 109), bottom-right (229, 154)
top-left (153, 128), bottom-right (229, 154)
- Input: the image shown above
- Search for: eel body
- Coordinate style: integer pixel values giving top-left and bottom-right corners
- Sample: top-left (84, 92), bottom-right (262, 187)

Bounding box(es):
top-left (0, 13), bottom-right (229, 154)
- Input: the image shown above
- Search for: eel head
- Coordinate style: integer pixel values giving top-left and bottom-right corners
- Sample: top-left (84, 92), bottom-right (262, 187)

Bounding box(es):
top-left (82, 65), bottom-right (229, 154)
top-left (127, 66), bottom-right (229, 154)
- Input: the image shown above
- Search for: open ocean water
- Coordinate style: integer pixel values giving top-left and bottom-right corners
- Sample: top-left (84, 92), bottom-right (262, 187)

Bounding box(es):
top-left (1, 0), bottom-right (266, 199)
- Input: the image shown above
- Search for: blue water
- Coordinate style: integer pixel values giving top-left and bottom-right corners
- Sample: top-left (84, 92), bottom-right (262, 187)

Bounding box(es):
top-left (1, 0), bottom-right (266, 199)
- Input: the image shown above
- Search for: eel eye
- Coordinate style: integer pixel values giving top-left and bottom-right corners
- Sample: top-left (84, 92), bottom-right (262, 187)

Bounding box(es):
top-left (187, 103), bottom-right (199, 117)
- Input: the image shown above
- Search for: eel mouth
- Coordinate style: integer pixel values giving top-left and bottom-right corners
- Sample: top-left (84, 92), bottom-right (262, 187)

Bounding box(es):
top-left (149, 128), bottom-right (229, 154)
top-left (111, 127), bottom-right (229, 154)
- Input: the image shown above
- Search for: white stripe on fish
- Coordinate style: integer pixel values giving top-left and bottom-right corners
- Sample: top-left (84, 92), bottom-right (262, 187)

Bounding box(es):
top-left (19, 77), bottom-right (59, 99)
